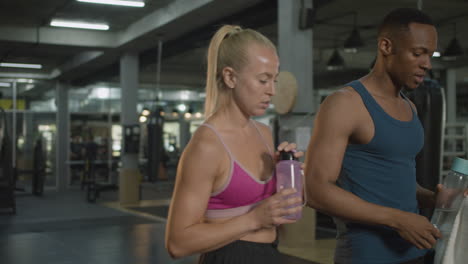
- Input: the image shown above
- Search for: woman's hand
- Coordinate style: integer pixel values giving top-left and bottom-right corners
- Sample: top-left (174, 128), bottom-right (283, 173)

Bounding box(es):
top-left (275, 141), bottom-right (304, 162)
top-left (275, 141), bottom-right (306, 205)
top-left (247, 188), bottom-right (303, 230)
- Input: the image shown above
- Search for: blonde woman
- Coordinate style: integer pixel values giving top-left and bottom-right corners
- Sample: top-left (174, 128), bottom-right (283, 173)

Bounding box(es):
top-left (165, 25), bottom-right (303, 264)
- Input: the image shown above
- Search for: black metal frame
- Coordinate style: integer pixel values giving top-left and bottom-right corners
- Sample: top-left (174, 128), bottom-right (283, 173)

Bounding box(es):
top-left (0, 108), bottom-right (15, 214)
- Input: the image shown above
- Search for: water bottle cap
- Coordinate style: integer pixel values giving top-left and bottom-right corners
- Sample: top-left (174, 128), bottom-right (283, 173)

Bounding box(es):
top-left (279, 150), bottom-right (297, 161)
top-left (451, 157), bottom-right (468, 175)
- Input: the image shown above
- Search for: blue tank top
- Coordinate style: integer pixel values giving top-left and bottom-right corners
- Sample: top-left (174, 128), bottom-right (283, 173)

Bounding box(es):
top-left (334, 80), bottom-right (428, 264)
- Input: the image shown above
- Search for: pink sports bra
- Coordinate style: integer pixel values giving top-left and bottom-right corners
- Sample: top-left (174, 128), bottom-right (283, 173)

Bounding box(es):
top-left (201, 122), bottom-right (276, 219)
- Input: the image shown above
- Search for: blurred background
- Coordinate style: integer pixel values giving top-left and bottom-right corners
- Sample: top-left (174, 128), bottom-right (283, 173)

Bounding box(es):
top-left (0, 1), bottom-right (467, 263)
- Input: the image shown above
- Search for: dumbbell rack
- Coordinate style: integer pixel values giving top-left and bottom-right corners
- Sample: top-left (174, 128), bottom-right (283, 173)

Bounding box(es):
top-left (441, 122), bottom-right (468, 179)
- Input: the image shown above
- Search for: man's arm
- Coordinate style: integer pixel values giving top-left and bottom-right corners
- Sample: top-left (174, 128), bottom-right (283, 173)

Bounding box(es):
top-left (417, 183), bottom-right (468, 210)
top-left (417, 183), bottom-right (436, 209)
top-left (304, 89), bottom-right (440, 249)
top-left (407, 101), bottom-right (468, 205)
top-left (408, 101), bottom-right (438, 209)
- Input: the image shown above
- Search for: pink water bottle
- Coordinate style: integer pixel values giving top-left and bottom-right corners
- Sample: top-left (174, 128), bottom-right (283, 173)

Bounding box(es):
top-left (276, 151), bottom-right (303, 220)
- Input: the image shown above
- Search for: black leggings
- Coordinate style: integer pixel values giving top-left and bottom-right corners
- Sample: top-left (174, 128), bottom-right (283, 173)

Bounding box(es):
top-left (198, 240), bottom-right (280, 264)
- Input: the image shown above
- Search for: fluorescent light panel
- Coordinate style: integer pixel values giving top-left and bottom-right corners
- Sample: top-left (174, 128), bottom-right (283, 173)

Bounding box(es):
top-left (77, 0), bottom-right (144, 7)
top-left (0, 82), bottom-right (11, 87)
top-left (0, 62), bottom-right (43, 69)
top-left (50, 19), bottom-right (109, 30)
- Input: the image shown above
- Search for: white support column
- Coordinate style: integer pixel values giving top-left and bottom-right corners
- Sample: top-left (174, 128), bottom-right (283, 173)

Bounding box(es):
top-left (276, 0), bottom-right (316, 255)
top-left (278, 0), bottom-right (314, 114)
top-left (119, 52), bottom-right (141, 205)
top-left (277, 0), bottom-right (316, 152)
top-left (446, 68), bottom-right (457, 123)
top-left (179, 116), bottom-right (191, 152)
top-left (55, 81), bottom-right (70, 191)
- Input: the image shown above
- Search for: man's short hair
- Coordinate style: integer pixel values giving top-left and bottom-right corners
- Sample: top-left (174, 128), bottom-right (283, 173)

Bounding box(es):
top-left (378, 8), bottom-right (434, 38)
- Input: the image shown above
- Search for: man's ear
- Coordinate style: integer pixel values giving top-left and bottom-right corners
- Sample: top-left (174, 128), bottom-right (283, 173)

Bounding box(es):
top-left (222, 67), bottom-right (236, 89)
top-left (378, 37), bottom-right (394, 56)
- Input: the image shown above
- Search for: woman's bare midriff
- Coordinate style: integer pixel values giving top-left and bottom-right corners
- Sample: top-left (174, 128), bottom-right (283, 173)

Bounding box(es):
top-left (203, 216), bottom-right (277, 243)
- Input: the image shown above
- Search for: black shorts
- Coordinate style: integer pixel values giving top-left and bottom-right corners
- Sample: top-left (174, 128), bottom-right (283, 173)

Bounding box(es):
top-left (399, 250), bottom-right (434, 264)
top-left (334, 250), bottom-right (434, 264)
top-left (198, 240), bottom-right (280, 264)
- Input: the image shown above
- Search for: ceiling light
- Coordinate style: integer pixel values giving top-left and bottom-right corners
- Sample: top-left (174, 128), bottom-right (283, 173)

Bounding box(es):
top-left (139, 116), bottom-right (148, 123)
top-left (442, 38), bottom-right (463, 61)
top-left (180, 91), bottom-right (190, 100)
top-left (0, 62), bottom-right (42, 69)
top-left (0, 82), bottom-right (11, 87)
top-left (344, 28), bottom-right (364, 53)
top-left (141, 109), bottom-right (150, 116)
top-left (77, 0), bottom-right (144, 7)
top-left (16, 78), bottom-right (34, 83)
top-left (50, 19), bottom-right (109, 30)
top-left (327, 49), bottom-right (345, 71)
top-left (343, 12), bottom-right (364, 53)
top-left (432, 51), bottom-right (441, 57)
top-left (177, 104), bottom-right (187, 112)
top-left (442, 23), bottom-right (464, 61)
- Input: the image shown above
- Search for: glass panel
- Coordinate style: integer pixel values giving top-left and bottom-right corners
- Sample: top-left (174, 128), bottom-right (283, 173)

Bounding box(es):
top-left (0, 78), bottom-right (57, 192)
top-left (15, 112), bottom-right (57, 190)
top-left (69, 113), bottom-right (119, 186)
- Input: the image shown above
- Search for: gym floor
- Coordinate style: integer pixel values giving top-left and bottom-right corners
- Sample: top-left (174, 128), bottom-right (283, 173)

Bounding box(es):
top-left (0, 183), bottom-right (335, 264)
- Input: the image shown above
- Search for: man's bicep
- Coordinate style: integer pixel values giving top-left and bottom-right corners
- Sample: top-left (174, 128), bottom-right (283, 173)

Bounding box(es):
top-left (306, 94), bottom-right (355, 183)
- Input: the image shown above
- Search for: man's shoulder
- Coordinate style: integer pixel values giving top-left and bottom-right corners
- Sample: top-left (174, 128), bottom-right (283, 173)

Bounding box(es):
top-left (321, 86), bottom-right (362, 110)
top-left (316, 85), bottom-right (367, 135)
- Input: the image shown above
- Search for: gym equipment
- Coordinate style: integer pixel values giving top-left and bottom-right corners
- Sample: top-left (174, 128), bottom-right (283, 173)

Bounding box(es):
top-left (0, 107), bottom-right (15, 214)
top-left (82, 142), bottom-right (118, 203)
top-left (147, 110), bottom-right (164, 182)
top-left (32, 138), bottom-right (46, 196)
top-left (86, 161), bottom-right (119, 203)
top-left (84, 159), bottom-right (118, 203)
top-left (272, 71), bottom-right (298, 115)
top-left (14, 137), bottom-right (47, 196)
top-left (407, 79), bottom-right (445, 218)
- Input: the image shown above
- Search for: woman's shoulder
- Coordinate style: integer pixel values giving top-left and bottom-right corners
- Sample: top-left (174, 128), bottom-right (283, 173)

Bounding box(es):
top-left (189, 123), bottom-right (217, 145)
top-left (183, 124), bottom-right (224, 159)
top-left (251, 120), bottom-right (273, 137)
top-left (179, 124), bottom-right (229, 180)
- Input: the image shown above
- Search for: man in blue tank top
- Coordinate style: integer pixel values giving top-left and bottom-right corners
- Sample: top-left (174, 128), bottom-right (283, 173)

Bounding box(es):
top-left (305, 8), bottom-right (443, 264)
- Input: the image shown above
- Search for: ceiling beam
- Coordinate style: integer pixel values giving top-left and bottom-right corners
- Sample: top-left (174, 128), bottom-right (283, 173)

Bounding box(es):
top-left (55, 0), bottom-right (221, 81)
top-left (61, 0), bottom-right (270, 83)
top-left (0, 72), bottom-right (51, 80)
top-left (75, 0), bottom-right (273, 85)
top-left (0, 25), bottom-right (117, 48)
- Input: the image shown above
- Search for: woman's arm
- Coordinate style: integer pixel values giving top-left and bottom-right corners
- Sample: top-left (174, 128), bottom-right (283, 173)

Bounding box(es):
top-left (165, 127), bottom-right (300, 258)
